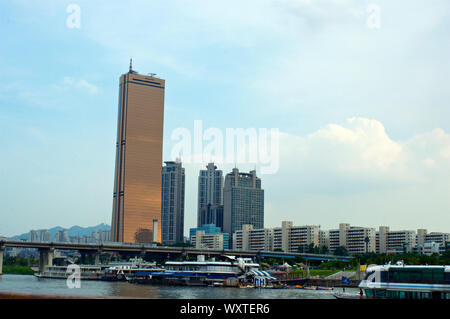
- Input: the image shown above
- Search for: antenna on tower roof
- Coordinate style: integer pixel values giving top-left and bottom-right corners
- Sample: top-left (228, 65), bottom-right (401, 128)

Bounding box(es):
top-left (129, 58), bottom-right (133, 73)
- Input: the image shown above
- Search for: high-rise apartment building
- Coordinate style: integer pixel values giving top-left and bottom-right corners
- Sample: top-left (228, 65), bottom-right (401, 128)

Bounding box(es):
top-left (232, 222), bottom-right (321, 252)
top-left (39, 230), bottom-right (50, 242)
top-left (197, 163), bottom-right (223, 227)
top-left (161, 161), bottom-right (185, 245)
top-left (319, 230), bottom-right (329, 250)
top-left (54, 230), bottom-right (69, 243)
top-left (328, 223), bottom-right (350, 253)
top-left (29, 230), bottom-right (39, 242)
top-left (233, 224), bottom-right (273, 251)
top-left (416, 229), bottom-right (427, 247)
top-left (328, 223), bottom-right (376, 255)
top-left (388, 230), bottom-right (416, 253)
top-left (223, 168), bottom-right (264, 235)
top-left (376, 227), bottom-right (416, 254)
top-left (376, 226), bottom-right (390, 254)
top-left (111, 62), bottom-right (165, 243)
top-left (272, 221), bottom-right (293, 252)
top-left (272, 222), bottom-right (320, 253)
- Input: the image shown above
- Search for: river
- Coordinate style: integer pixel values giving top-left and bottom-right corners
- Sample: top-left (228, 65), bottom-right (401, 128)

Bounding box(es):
top-left (0, 274), bottom-right (359, 299)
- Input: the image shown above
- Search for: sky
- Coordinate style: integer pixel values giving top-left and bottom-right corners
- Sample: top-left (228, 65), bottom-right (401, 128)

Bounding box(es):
top-left (0, 0), bottom-right (449, 237)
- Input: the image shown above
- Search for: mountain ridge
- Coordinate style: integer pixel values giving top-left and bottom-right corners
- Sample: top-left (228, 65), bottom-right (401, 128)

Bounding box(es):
top-left (11, 223), bottom-right (111, 241)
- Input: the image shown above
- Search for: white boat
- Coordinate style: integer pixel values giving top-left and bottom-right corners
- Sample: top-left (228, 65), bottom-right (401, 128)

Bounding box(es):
top-left (34, 257), bottom-right (161, 281)
top-left (358, 262), bottom-right (450, 299)
top-left (34, 264), bottom-right (107, 280)
top-left (131, 255), bottom-right (277, 287)
top-left (102, 257), bottom-right (163, 281)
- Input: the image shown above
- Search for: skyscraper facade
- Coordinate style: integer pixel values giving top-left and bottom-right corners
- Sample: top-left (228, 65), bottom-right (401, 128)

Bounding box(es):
top-left (197, 163), bottom-right (223, 227)
top-left (161, 161), bottom-right (185, 245)
top-left (198, 204), bottom-right (224, 231)
top-left (223, 168), bottom-right (264, 235)
top-left (111, 63), bottom-right (165, 243)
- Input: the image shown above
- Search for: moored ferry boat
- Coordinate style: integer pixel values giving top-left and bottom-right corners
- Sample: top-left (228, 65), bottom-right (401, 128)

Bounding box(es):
top-left (101, 257), bottom-right (163, 281)
top-left (34, 257), bottom-right (162, 281)
top-left (130, 255), bottom-right (278, 287)
top-left (358, 262), bottom-right (450, 299)
top-left (34, 264), bottom-right (107, 280)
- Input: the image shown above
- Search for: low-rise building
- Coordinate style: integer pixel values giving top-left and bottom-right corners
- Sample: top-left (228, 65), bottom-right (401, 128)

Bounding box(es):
top-left (418, 241), bottom-right (441, 256)
top-left (233, 224), bottom-right (273, 251)
top-left (189, 224), bottom-right (229, 249)
top-left (191, 230), bottom-right (228, 250)
top-left (425, 232), bottom-right (450, 254)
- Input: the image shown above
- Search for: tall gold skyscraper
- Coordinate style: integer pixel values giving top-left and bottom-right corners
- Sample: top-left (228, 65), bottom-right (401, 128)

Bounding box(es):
top-left (111, 61), bottom-right (165, 243)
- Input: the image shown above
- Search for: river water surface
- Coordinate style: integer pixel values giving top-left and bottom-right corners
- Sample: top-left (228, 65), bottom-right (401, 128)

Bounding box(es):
top-left (0, 274), bottom-right (359, 299)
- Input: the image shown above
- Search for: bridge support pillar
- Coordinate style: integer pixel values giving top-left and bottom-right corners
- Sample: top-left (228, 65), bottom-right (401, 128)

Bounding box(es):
top-left (0, 245), bottom-right (4, 276)
top-left (80, 252), bottom-right (87, 265)
top-left (94, 251), bottom-right (102, 265)
top-left (39, 247), bottom-right (54, 274)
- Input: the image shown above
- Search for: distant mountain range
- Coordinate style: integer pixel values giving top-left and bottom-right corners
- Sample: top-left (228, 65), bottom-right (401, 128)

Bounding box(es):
top-left (11, 223), bottom-right (111, 241)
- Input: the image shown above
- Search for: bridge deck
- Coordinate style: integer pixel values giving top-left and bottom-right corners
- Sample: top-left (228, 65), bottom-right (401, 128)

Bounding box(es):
top-left (0, 240), bottom-right (351, 262)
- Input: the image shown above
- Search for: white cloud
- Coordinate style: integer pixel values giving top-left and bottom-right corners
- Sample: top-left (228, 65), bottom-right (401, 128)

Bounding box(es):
top-left (276, 117), bottom-right (450, 185)
top-left (60, 77), bottom-right (99, 95)
top-left (309, 117), bottom-right (403, 169)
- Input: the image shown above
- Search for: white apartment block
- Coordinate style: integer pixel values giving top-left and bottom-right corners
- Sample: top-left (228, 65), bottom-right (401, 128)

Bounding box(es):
top-left (233, 224), bottom-right (273, 251)
top-left (287, 225), bottom-right (320, 252)
top-left (328, 229), bottom-right (341, 253)
top-left (387, 230), bottom-right (416, 253)
top-left (376, 227), bottom-right (416, 254)
top-left (191, 230), bottom-right (225, 250)
top-left (29, 230), bottom-right (39, 242)
top-left (233, 222), bottom-right (320, 253)
top-left (232, 222), bottom-right (448, 256)
top-left (347, 227), bottom-right (376, 255)
top-left (319, 230), bottom-right (329, 249)
top-left (328, 223), bottom-right (376, 255)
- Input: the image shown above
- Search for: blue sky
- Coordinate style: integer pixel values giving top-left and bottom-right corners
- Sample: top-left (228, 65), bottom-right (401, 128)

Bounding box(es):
top-left (1, 0), bottom-right (449, 237)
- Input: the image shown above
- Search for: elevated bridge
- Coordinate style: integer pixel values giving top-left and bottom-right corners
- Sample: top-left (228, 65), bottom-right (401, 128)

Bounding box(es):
top-left (0, 240), bottom-right (352, 275)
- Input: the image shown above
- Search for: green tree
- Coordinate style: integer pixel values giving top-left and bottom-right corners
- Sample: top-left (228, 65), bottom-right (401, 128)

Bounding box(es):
top-left (333, 246), bottom-right (349, 256)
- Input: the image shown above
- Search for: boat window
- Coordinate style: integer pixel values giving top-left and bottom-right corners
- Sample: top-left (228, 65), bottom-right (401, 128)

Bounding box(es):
top-left (422, 269), bottom-right (444, 284)
top-left (407, 271), bottom-right (421, 283)
top-left (388, 268), bottom-right (446, 284)
top-left (432, 269), bottom-right (444, 283)
top-left (445, 272), bottom-right (450, 284)
top-left (389, 270), bottom-right (400, 283)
